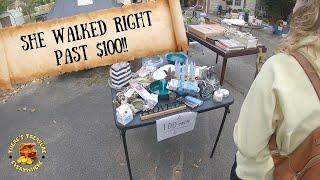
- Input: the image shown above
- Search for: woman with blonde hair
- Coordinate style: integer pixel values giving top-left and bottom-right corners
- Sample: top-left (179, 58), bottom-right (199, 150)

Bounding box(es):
top-left (231, 0), bottom-right (320, 179)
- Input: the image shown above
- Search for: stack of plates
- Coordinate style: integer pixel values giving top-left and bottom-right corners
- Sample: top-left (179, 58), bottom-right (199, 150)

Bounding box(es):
top-left (110, 62), bottom-right (132, 89)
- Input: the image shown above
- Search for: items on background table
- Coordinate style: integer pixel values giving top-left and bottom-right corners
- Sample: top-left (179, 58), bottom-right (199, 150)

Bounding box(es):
top-left (273, 20), bottom-right (289, 35)
top-left (224, 27), bottom-right (258, 48)
top-left (177, 96), bottom-right (203, 109)
top-left (110, 62), bottom-right (132, 89)
top-left (221, 18), bottom-right (246, 26)
top-left (222, 16), bottom-right (264, 28)
top-left (230, 13), bottom-right (239, 19)
top-left (199, 13), bottom-right (207, 24)
top-left (248, 16), bottom-right (263, 27)
top-left (206, 35), bottom-right (228, 43)
top-left (193, 25), bottom-right (258, 52)
top-left (116, 104), bottom-right (134, 126)
top-left (215, 39), bottom-right (245, 51)
top-left (188, 24), bottom-right (226, 39)
top-left (184, 8), bottom-right (200, 25)
top-left (165, 52), bottom-right (188, 65)
top-left (140, 102), bottom-right (187, 121)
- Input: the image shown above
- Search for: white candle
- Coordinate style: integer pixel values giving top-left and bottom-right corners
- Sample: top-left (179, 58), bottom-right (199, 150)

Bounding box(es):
top-left (213, 91), bottom-right (223, 102)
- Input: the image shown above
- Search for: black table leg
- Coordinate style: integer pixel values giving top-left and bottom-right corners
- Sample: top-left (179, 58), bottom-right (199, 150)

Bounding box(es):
top-left (187, 37), bottom-right (191, 56)
top-left (210, 106), bottom-right (230, 158)
top-left (121, 129), bottom-right (133, 180)
top-left (220, 57), bottom-right (228, 85)
top-left (215, 54), bottom-right (219, 64)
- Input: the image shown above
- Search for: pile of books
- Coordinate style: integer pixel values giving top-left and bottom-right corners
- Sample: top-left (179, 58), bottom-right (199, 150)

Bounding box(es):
top-left (215, 39), bottom-right (245, 51)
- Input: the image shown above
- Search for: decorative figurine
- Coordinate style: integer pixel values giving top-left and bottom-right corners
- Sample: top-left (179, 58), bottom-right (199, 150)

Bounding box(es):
top-left (130, 98), bottom-right (145, 113)
top-left (199, 80), bottom-right (215, 100)
top-left (174, 60), bottom-right (181, 78)
top-left (164, 67), bottom-right (175, 81)
top-left (168, 92), bottom-right (177, 102)
top-left (116, 104), bottom-right (134, 125)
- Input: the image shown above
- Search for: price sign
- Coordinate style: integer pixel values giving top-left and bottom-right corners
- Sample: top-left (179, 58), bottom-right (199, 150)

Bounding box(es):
top-left (78, 0), bottom-right (93, 6)
top-left (156, 112), bottom-right (197, 142)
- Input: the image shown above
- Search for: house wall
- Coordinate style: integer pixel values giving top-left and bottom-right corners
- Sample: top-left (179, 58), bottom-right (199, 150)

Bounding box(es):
top-left (0, 9), bottom-right (25, 28)
top-left (209, 0), bottom-right (256, 14)
top-left (246, 0), bottom-right (256, 14)
top-left (209, 0), bottom-right (225, 13)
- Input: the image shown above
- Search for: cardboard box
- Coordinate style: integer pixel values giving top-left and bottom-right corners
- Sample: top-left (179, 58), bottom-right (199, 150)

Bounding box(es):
top-left (188, 24), bottom-right (226, 39)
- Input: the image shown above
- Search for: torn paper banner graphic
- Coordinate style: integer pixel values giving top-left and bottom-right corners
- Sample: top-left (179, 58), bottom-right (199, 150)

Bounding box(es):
top-left (0, 0), bottom-right (188, 90)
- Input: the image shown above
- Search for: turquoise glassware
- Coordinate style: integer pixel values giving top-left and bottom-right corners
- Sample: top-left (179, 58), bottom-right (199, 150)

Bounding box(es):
top-left (165, 52), bottom-right (188, 65)
top-left (148, 80), bottom-right (170, 100)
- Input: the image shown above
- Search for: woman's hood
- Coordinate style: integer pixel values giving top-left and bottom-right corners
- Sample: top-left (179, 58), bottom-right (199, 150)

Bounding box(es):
top-left (297, 35), bottom-right (320, 77)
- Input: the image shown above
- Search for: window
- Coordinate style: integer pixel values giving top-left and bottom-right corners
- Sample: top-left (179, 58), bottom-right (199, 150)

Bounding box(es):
top-left (226, 0), bottom-right (244, 8)
top-left (235, 0), bottom-right (242, 6)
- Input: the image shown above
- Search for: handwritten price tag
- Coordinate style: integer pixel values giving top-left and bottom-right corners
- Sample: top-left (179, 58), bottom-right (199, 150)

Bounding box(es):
top-left (156, 112), bottom-right (197, 142)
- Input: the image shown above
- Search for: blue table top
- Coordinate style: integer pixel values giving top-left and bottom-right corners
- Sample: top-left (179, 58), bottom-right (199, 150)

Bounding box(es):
top-left (111, 88), bottom-right (234, 130)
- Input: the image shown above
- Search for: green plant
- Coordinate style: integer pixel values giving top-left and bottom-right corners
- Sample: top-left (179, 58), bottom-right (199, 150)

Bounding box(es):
top-left (241, 8), bottom-right (251, 14)
top-left (0, 0), bottom-right (9, 13)
top-left (35, 0), bottom-right (54, 6)
top-left (21, 0), bottom-right (36, 20)
top-left (263, 0), bottom-right (296, 20)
